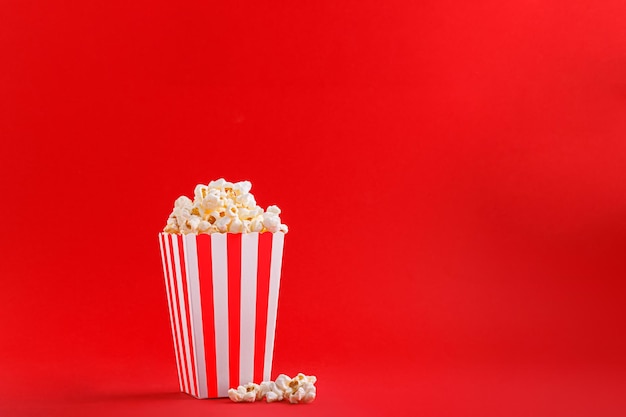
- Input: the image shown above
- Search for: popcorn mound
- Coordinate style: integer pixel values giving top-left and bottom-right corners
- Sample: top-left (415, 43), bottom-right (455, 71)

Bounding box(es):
top-left (228, 373), bottom-right (317, 404)
top-left (163, 178), bottom-right (288, 234)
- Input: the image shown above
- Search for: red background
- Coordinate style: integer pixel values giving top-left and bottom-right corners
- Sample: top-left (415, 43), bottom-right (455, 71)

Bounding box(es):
top-left (2, 1), bottom-right (626, 416)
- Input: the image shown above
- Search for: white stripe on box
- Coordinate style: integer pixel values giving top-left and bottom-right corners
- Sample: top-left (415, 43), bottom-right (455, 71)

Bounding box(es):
top-left (159, 234), bottom-right (183, 392)
top-left (211, 233), bottom-right (230, 397)
top-left (164, 235), bottom-right (188, 393)
top-left (172, 237), bottom-right (195, 395)
top-left (264, 232), bottom-right (285, 382)
top-left (239, 232), bottom-right (259, 385)
top-left (183, 234), bottom-right (208, 399)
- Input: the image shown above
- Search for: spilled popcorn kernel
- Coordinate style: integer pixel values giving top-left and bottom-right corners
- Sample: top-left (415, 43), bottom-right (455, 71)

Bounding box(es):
top-left (228, 373), bottom-right (317, 404)
top-left (284, 373), bottom-right (317, 404)
top-left (228, 382), bottom-right (260, 403)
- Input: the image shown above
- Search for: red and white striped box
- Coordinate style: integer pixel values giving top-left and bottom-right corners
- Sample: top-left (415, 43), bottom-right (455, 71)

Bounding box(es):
top-left (158, 232), bottom-right (285, 398)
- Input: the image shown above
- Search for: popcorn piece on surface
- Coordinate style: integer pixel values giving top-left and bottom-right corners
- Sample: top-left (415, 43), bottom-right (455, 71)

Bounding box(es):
top-left (258, 381), bottom-right (284, 403)
top-left (284, 373), bottom-right (317, 404)
top-left (163, 179), bottom-right (287, 234)
top-left (228, 373), bottom-right (316, 404)
top-left (274, 374), bottom-right (292, 392)
top-left (228, 383), bottom-right (260, 403)
top-left (265, 391), bottom-right (280, 403)
top-left (228, 387), bottom-right (244, 402)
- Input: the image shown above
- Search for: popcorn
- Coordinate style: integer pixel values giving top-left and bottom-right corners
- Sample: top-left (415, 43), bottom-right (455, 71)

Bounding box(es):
top-left (187, 215), bottom-right (201, 232)
top-left (238, 208), bottom-right (253, 221)
top-left (163, 179), bottom-right (288, 235)
top-left (208, 178), bottom-right (227, 189)
top-left (201, 190), bottom-right (221, 211)
top-left (215, 215), bottom-right (231, 233)
top-left (274, 374), bottom-right (292, 392)
top-left (163, 217), bottom-right (178, 234)
top-left (229, 217), bottom-right (244, 233)
top-left (226, 203), bottom-right (239, 218)
top-left (174, 195), bottom-right (193, 209)
top-left (266, 391), bottom-right (280, 403)
top-left (197, 220), bottom-right (212, 233)
top-left (258, 381), bottom-right (284, 403)
top-left (228, 382), bottom-right (260, 403)
top-left (229, 373), bottom-right (316, 404)
top-left (193, 184), bottom-right (208, 202)
top-left (236, 193), bottom-right (256, 208)
top-left (262, 212), bottom-right (281, 233)
top-left (250, 217), bottom-right (264, 233)
top-left (233, 180), bottom-right (252, 195)
top-left (284, 373), bottom-right (317, 404)
top-left (206, 210), bottom-right (220, 224)
top-left (266, 205), bottom-right (281, 215)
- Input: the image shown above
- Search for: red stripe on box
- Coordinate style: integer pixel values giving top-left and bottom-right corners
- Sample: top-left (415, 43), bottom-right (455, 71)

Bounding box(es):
top-left (197, 234), bottom-right (218, 398)
top-left (177, 234), bottom-right (198, 397)
top-left (168, 234), bottom-right (190, 394)
top-left (254, 233), bottom-right (272, 383)
top-left (227, 234), bottom-right (241, 388)
top-left (159, 234), bottom-right (183, 391)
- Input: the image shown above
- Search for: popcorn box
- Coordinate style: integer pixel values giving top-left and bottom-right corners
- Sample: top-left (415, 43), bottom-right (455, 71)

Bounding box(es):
top-left (158, 232), bottom-right (285, 398)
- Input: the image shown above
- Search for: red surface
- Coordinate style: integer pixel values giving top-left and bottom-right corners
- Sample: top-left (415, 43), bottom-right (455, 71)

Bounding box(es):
top-left (1, 1), bottom-right (626, 416)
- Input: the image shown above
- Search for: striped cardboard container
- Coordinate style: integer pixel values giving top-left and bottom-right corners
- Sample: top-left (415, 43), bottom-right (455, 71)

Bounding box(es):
top-left (158, 232), bottom-right (285, 398)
